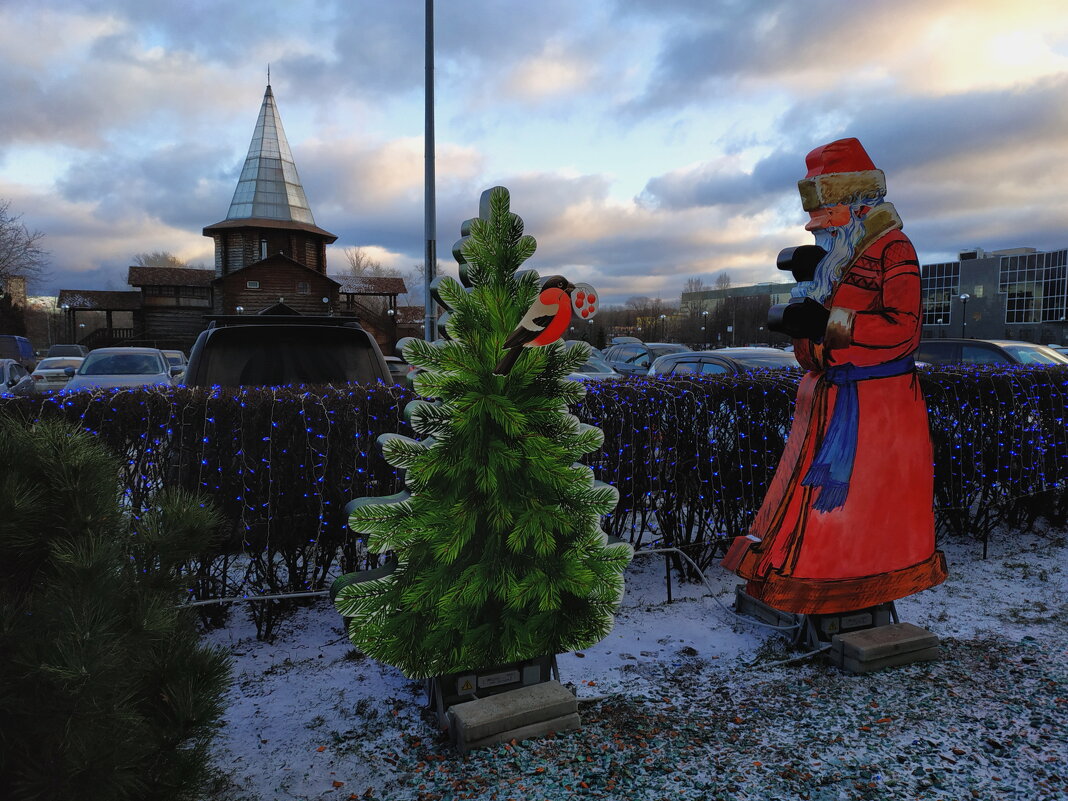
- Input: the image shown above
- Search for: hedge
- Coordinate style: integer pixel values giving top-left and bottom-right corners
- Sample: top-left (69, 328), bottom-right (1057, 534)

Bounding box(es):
top-left (2, 365), bottom-right (1065, 635)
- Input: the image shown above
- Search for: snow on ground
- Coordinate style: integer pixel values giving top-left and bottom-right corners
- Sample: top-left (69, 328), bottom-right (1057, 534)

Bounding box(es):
top-left (203, 527), bottom-right (1067, 800)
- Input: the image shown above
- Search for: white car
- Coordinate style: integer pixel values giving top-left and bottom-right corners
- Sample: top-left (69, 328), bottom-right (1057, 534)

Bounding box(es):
top-left (32, 356), bottom-right (84, 393)
top-left (65, 347), bottom-right (178, 391)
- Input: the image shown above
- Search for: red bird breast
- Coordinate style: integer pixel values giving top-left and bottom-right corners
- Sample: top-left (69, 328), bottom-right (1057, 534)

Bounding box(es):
top-left (531, 287), bottom-right (572, 345)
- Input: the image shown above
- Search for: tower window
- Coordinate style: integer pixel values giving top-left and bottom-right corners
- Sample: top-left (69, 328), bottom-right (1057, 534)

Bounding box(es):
top-left (296, 281), bottom-right (310, 295)
top-left (260, 239), bottom-right (268, 259)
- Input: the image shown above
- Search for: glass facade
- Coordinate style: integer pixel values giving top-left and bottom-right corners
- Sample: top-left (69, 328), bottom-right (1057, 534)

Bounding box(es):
top-left (999, 249), bottom-right (1068, 324)
top-left (920, 261), bottom-right (960, 326)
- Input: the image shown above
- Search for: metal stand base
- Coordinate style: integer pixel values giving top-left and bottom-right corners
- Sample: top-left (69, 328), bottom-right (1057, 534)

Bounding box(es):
top-left (794, 602), bottom-right (899, 651)
top-left (734, 584), bottom-right (899, 653)
top-left (426, 654), bottom-right (561, 729)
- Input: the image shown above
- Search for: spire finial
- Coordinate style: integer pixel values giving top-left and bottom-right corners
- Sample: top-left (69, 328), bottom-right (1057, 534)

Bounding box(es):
top-left (267, 63), bottom-right (270, 86)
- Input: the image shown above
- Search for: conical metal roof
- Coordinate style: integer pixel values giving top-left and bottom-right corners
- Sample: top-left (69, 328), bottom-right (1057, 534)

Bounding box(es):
top-left (225, 85), bottom-right (316, 225)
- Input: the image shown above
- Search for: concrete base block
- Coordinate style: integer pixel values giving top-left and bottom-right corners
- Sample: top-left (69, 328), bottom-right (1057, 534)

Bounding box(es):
top-left (838, 645), bottom-right (941, 674)
top-left (831, 622), bottom-right (940, 674)
top-left (449, 680), bottom-right (579, 753)
top-left (460, 712), bottom-right (581, 753)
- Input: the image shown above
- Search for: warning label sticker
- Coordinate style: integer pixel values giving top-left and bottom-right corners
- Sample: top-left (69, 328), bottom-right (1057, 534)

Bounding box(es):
top-left (478, 669), bottom-right (520, 689)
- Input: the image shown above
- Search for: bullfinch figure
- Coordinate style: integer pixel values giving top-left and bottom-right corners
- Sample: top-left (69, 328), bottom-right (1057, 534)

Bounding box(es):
top-left (494, 275), bottom-right (575, 375)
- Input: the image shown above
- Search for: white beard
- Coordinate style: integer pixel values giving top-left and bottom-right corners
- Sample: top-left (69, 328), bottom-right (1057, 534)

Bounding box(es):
top-left (793, 212), bottom-right (867, 304)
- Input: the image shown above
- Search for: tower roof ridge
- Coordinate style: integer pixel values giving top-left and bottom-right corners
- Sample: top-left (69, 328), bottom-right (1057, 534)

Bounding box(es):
top-left (225, 84), bottom-right (316, 225)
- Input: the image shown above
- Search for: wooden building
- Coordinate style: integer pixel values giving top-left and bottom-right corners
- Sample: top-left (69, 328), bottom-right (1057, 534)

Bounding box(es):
top-left (55, 82), bottom-right (409, 353)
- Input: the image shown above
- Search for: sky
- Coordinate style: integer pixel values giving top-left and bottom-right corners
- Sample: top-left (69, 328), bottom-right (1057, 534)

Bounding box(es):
top-left (3, 0), bottom-right (1068, 305)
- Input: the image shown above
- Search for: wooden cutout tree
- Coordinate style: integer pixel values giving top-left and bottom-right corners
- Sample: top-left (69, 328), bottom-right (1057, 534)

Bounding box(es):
top-left (333, 187), bottom-right (632, 678)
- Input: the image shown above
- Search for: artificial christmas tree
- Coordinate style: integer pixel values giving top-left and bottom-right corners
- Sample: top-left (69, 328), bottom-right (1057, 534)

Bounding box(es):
top-left (333, 186), bottom-right (631, 680)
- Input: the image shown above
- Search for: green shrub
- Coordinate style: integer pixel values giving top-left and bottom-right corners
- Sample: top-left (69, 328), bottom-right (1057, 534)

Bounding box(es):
top-left (0, 420), bottom-right (230, 801)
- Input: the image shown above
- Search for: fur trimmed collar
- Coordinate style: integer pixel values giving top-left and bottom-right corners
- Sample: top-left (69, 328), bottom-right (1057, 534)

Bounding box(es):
top-left (851, 203), bottom-right (903, 258)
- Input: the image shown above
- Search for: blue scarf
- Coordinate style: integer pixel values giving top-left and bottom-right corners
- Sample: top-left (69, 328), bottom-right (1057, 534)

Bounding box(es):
top-left (802, 356), bottom-right (916, 512)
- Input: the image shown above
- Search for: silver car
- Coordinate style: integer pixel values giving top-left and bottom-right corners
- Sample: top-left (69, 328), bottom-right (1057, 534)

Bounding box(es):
top-left (0, 358), bottom-right (35, 396)
top-left (65, 347), bottom-right (177, 391)
top-left (32, 356), bottom-right (84, 393)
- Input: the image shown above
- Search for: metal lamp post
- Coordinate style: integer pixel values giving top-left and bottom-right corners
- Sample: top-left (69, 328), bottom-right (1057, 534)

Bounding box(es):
top-left (701, 310), bottom-right (709, 348)
top-left (959, 293), bottom-right (970, 338)
top-left (658, 313), bottom-right (666, 341)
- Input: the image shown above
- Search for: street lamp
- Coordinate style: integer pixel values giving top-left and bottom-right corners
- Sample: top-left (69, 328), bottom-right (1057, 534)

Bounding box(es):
top-left (959, 293), bottom-right (970, 338)
top-left (701, 310), bottom-right (709, 347)
top-left (658, 313), bottom-right (667, 341)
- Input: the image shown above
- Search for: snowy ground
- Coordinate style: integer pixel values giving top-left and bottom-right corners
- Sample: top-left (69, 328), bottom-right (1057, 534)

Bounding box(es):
top-left (203, 527), bottom-right (1067, 800)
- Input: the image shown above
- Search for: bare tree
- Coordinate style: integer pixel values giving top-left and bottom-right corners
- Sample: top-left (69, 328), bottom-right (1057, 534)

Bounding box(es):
top-left (0, 199), bottom-right (49, 285)
top-left (132, 251), bottom-right (203, 269)
top-left (343, 246), bottom-right (394, 278)
top-left (714, 271), bottom-right (732, 290)
top-left (341, 246), bottom-right (406, 317)
top-left (683, 276), bottom-right (707, 295)
top-left (403, 263), bottom-right (425, 308)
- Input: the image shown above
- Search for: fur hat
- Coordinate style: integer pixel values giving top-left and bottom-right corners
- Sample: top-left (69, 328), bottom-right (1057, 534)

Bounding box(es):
top-left (798, 138), bottom-right (886, 212)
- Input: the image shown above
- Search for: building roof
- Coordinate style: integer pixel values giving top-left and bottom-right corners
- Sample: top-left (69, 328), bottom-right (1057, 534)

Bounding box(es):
top-left (201, 216), bottom-right (337, 242)
top-left (335, 275), bottom-right (407, 295)
top-left (224, 84), bottom-right (316, 226)
top-left (214, 252), bottom-right (340, 285)
top-left (57, 289), bottom-right (142, 311)
top-left (127, 266), bottom-right (215, 287)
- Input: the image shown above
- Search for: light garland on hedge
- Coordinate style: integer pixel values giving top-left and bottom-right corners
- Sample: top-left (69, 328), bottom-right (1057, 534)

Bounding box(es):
top-left (4, 363), bottom-right (1067, 610)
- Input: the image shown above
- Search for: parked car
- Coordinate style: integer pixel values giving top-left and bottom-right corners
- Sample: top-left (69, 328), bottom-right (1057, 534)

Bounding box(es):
top-left (564, 340), bottom-right (607, 360)
top-left (0, 334), bottom-right (36, 371)
top-left (916, 339), bottom-right (1068, 366)
top-left (1047, 344), bottom-right (1068, 359)
top-left (384, 355), bottom-right (413, 384)
top-left (567, 352), bottom-right (620, 381)
top-left (45, 343), bottom-right (89, 358)
top-left (161, 349), bottom-right (188, 379)
top-left (31, 356), bottom-right (84, 393)
top-left (602, 340), bottom-right (692, 376)
top-left (0, 358), bottom-right (35, 396)
top-left (65, 347), bottom-right (177, 391)
top-left (648, 347), bottom-right (801, 376)
top-left (183, 313), bottom-right (391, 388)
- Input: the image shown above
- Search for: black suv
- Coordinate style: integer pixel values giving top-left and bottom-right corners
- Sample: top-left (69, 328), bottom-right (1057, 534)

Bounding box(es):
top-left (184, 312), bottom-right (392, 387)
top-left (916, 339), bottom-right (1068, 367)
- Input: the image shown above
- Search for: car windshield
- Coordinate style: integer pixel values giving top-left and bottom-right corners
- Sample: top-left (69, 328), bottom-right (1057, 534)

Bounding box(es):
top-left (38, 358), bottom-right (82, 370)
top-left (195, 326), bottom-right (383, 387)
top-left (163, 352), bottom-right (185, 367)
top-left (578, 355), bottom-right (615, 374)
top-left (80, 353), bottom-right (163, 375)
top-left (1000, 344), bottom-right (1068, 365)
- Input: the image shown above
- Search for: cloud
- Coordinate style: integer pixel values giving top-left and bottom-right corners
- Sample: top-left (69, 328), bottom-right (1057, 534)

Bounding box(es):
top-left (502, 44), bottom-right (595, 104)
top-left (638, 71), bottom-right (1068, 256)
top-left (617, 0), bottom-right (1068, 112)
top-left (55, 142), bottom-right (236, 232)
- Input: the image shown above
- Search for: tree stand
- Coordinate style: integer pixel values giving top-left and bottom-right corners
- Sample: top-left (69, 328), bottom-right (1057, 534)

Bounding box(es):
top-left (426, 654), bottom-right (560, 730)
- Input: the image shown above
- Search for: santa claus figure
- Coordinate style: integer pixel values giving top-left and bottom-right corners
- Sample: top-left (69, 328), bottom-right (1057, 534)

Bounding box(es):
top-left (723, 137), bottom-right (947, 614)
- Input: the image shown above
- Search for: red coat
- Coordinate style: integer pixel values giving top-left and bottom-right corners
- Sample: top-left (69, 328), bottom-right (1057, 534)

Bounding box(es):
top-left (723, 222), bottom-right (947, 614)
